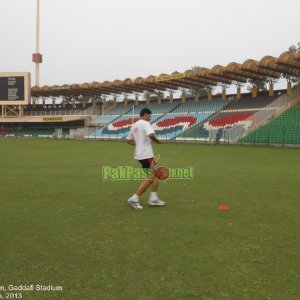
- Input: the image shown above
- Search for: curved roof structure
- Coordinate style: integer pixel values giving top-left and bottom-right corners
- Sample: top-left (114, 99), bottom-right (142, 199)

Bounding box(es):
top-left (31, 50), bottom-right (300, 98)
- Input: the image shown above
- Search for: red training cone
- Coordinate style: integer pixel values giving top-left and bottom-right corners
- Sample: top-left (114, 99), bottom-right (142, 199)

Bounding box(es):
top-left (218, 204), bottom-right (229, 211)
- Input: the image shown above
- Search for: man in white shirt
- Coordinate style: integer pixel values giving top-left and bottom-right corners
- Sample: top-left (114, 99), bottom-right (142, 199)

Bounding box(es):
top-left (126, 108), bottom-right (166, 210)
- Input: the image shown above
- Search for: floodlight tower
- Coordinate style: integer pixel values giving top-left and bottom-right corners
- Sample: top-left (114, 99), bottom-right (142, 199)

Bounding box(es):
top-left (32, 0), bottom-right (42, 87)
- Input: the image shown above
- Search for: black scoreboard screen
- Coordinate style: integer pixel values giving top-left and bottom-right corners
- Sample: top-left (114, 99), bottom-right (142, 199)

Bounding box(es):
top-left (0, 77), bottom-right (25, 101)
top-left (0, 72), bottom-right (30, 105)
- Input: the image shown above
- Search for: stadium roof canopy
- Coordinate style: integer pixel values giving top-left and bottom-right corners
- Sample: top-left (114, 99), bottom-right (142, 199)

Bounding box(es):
top-left (31, 51), bottom-right (300, 98)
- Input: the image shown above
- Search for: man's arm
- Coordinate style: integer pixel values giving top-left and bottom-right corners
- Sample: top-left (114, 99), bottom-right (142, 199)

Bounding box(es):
top-left (126, 128), bottom-right (135, 145)
top-left (148, 133), bottom-right (162, 144)
top-left (127, 139), bottom-right (135, 146)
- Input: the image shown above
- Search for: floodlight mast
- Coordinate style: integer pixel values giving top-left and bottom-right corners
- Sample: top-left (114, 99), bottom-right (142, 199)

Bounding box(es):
top-left (36, 0), bottom-right (40, 86)
top-left (32, 0), bottom-right (42, 87)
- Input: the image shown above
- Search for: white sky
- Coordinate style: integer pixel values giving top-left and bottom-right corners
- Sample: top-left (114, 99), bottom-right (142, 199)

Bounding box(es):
top-left (1, 0), bottom-right (299, 95)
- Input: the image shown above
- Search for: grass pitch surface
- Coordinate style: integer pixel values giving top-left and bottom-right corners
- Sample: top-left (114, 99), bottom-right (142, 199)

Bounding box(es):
top-left (0, 139), bottom-right (299, 300)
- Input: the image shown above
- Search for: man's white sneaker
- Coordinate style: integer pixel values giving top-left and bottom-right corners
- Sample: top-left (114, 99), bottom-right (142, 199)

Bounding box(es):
top-left (148, 199), bottom-right (166, 206)
top-left (128, 198), bottom-right (143, 210)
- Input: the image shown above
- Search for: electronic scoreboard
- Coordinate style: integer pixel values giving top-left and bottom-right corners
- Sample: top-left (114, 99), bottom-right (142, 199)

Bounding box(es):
top-left (0, 72), bottom-right (31, 105)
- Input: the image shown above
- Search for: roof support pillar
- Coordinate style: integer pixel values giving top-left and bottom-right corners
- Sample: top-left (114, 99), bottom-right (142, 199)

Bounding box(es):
top-left (157, 95), bottom-right (162, 104)
top-left (234, 82), bottom-right (244, 100)
top-left (269, 83), bottom-right (274, 96)
top-left (146, 94), bottom-right (151, 105)
top-left (181, 92), bottom-right (186, 103)
top-left (208, 89), bottom-right (212, 101)
top-left (92, 98), bottom-right (97, 107)
top-left (220, 84), bottom-right (228, 100)
top-left (222, 88), bottom-right (226, 100)
top-left (237, 87), bottom-right (241, 100)
top-left (252, 86), bottom-right (257, 98)
top-left (135, 95), bottom-right (139, 106)
top-left (287, 81), bottom-right (292, 95)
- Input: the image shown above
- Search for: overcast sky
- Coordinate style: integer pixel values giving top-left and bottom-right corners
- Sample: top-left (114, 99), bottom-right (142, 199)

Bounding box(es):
top-left (1, 0), bottom-right (299, 93)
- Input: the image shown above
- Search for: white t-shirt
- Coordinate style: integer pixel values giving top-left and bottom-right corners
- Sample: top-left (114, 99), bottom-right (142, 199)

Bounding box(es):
top-left (127, 119), bottom-right (155, 160)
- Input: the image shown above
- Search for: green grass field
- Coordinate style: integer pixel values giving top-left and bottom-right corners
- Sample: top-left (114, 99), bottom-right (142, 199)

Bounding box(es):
top-left (0, 139), bottom-right (299, 300)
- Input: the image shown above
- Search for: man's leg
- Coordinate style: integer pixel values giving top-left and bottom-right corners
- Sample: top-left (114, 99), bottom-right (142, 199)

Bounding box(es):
top-left (128, 159), bottom-right (165, 209)
top-left (148, 175), bottom-right (165, 206)
top-left (136, 178), bottom-right (153, 196)
top-left (127, 178), bottom-right (153, 210)
top-left (150, 176), bottom-right (158, 192)
top-left (134, 163), bottom-right (154, 197)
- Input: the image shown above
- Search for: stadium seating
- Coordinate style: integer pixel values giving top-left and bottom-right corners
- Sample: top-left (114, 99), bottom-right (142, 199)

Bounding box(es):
top-left (0, 129), bottom-right (12, 137)
top-left (88, 100), bottom-right (179, 135)
top-left (85, 92), bottom-right (297, 142)
top-left (172, 97), bottom-right (228, 113)
top-left (204, 112), bottom-right (254, 130)
top-left (154, 113), bottom-right (212, 139)
top-left (24, 103), bottom-right (95, 115)
top-left (241, 105), bottom-right (300, 144)
top-left (103, 103), bottom-right (132, 115)
top-left (154, 115), bottom-right (196, 140)
top-left (4, 128), bottom-right (70, 138)
top-left (178, 93), bottom-right (282, 141)
top-left (222, 93), bottom-right (280, 111)
top-left (131, 100), bottom-right (180, 114)
top-left (90, 115), bottom-right (120, 125)
top-left (87, 97), bottom-right (232, 139)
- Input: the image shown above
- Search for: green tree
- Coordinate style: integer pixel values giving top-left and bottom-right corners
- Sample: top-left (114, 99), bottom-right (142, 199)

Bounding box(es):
top-left (288, 42), bottom-right (300, 53)
top-left (282, 42), bottom-right (300, 83)
top-left (190, 66), bottom-right (209, 97)
top-left (247, 78), bottom-right (268, 92)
